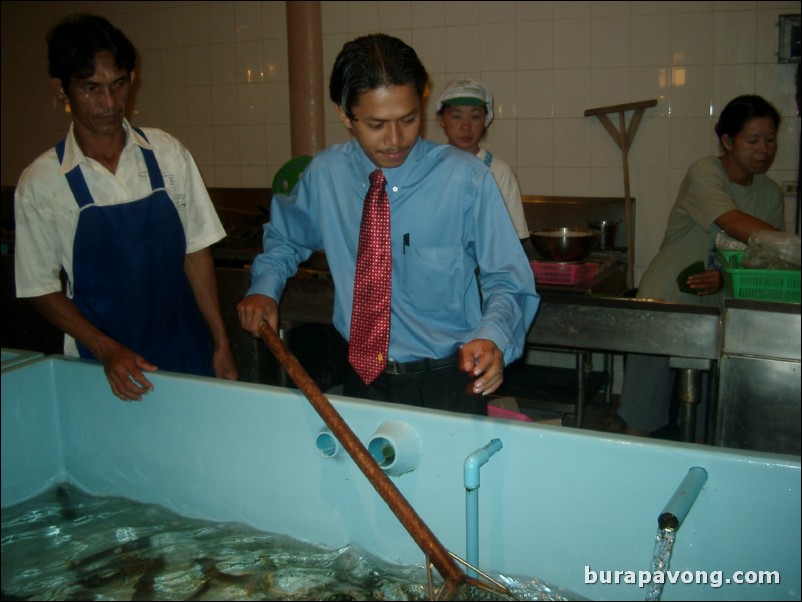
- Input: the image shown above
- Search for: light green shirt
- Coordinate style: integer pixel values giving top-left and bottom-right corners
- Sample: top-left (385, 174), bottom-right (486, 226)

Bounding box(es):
top-left (637, 156), bottom-right (783, 305)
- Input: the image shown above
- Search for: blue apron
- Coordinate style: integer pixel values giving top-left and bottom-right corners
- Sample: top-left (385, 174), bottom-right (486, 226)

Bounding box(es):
top-left (55, 130), bottom-right (214, 376)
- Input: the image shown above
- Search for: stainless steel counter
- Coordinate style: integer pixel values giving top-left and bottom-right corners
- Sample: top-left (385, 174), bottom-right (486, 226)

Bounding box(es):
top-left (523, 295), bottom-right (720, 436)
top-left (216, 264), bottom-right (800, 454)
top-left (274, 273), bottom-right (722, 434)
top-left (717, 299), bottom-right (800, 455)
top-left (527, 295), bottom-right (720, 360)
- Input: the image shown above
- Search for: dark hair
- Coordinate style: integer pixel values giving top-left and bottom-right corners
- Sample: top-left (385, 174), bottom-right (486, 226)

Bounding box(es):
top-left (714, 95), bottom-right (781, 143)
top-left (329, 34), bottom-right (429, 119)
top-left (47, 13), bottom-right (137, 90)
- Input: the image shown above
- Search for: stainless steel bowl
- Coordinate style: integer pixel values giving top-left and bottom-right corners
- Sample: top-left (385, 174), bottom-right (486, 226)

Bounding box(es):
top-left (529, 227), bottom-right (600, 262)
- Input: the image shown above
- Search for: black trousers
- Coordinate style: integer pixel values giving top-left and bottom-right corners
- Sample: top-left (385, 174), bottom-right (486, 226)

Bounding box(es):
top-left (342, 357), bottom-right (487, 416)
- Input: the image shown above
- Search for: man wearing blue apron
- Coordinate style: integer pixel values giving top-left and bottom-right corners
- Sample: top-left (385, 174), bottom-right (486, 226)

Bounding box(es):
top-left (14, 14), bottom-right (237, 400)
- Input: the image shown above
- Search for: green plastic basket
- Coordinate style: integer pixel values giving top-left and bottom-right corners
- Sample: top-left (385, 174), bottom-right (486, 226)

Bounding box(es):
top-left (717, 250), bottom-right (800, 303)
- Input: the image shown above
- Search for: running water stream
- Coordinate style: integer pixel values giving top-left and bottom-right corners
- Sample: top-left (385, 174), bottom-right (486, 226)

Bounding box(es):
top-left (644, 527), bottom-right (676, 602)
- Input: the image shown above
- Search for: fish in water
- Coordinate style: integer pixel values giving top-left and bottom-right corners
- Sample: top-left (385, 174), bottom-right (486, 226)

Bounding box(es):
top-left (68, 536), bottom-right (155, 590)
top-left (131, 555), bottom-right (166, 601)
top-left (74, 554), bottom-right (159, 590)
top-left (68, 536), bottom-right (152, 573)
top-left (64, 590), bottom-right (97, 601)
top-left (194, 557), bottom-right (251, 584)
top-left (187, 557), bottom-right (275, 599)
top-left (182, 578), bottom-right (211, 601)
top-left (56, 485), bottom-right (78, 520)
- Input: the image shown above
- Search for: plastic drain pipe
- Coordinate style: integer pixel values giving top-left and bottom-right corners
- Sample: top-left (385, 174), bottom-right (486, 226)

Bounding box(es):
top-left (658, 467), bottom-right (708, 531)
top-left (464, 438), bottom-right (503, 577)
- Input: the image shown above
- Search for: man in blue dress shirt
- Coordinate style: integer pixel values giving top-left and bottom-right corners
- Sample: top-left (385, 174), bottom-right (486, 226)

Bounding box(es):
top-left (238, 34), bottom-right (539, 415)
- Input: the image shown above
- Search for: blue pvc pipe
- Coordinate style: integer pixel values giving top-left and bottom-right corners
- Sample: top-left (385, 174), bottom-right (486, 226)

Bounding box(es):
top-left (464, 438), bottom-right (503, 576)
top-left (658, 466), bottom-right (708, 531)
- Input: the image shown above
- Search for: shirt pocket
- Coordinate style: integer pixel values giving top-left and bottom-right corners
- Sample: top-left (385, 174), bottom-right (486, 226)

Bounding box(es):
top-left (399, 245), bottom-right (463, 314)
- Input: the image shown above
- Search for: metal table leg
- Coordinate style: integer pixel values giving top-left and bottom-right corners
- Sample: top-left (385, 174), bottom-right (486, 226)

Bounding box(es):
top-left (670, 358), bottom-right (712, 443)
top-left (603, 352), bottom-right (613, 405)
top-left (575, 352), bottom-right (586, 427)
top-left (574, 351), bottom-right (600, 427)
top-left (676, 368), bottom-right (701, 443)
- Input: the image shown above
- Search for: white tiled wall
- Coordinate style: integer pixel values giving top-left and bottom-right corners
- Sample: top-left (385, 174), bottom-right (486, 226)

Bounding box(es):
top-left (1, 1), bottom-right (799, 279)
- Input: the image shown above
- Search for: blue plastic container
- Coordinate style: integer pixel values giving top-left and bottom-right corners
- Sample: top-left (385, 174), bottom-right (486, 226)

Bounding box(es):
top-left (2, 354), bottom-right (799, 600)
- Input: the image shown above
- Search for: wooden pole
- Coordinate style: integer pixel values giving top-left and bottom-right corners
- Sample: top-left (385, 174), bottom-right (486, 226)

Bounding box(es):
top-left (584, 99), bottom-right (657, 289)
top-left (258, 323), bottom-right (466, 586)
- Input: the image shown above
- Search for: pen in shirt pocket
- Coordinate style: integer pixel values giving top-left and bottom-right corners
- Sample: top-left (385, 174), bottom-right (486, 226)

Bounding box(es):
top-left (403, 233), bottom-right (409, 254)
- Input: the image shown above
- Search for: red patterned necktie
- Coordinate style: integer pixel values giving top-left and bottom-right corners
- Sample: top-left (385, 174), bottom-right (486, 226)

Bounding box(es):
top-left (349, 169), bottom-right (392, 384)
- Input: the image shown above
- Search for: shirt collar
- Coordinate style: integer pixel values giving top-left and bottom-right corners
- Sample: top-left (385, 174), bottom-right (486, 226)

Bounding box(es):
top-left (57, 119), bottom-right (152, 175)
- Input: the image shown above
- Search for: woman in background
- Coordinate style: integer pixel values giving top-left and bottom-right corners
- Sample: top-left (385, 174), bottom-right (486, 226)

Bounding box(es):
top-left (618, 94), bottom-right (785, 438)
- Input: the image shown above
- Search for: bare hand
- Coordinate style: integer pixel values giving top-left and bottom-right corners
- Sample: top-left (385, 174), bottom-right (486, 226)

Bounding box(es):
top-left (237, 294), bottom-right (279, 336)
top-left (459, 339), bottom-right (504, 396)
top-left (213, 344), bottom-right (239, 381)
top-left (27, 292), bottom-right (159, 401)
top-left (686, 269), bottom-right (723, 297)
top-left (97, 342), bottom-right (157, 401)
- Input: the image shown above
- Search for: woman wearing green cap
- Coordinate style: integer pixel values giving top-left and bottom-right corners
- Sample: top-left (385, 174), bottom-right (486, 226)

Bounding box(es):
top-left (436, 78), bottom-right (529, 244)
